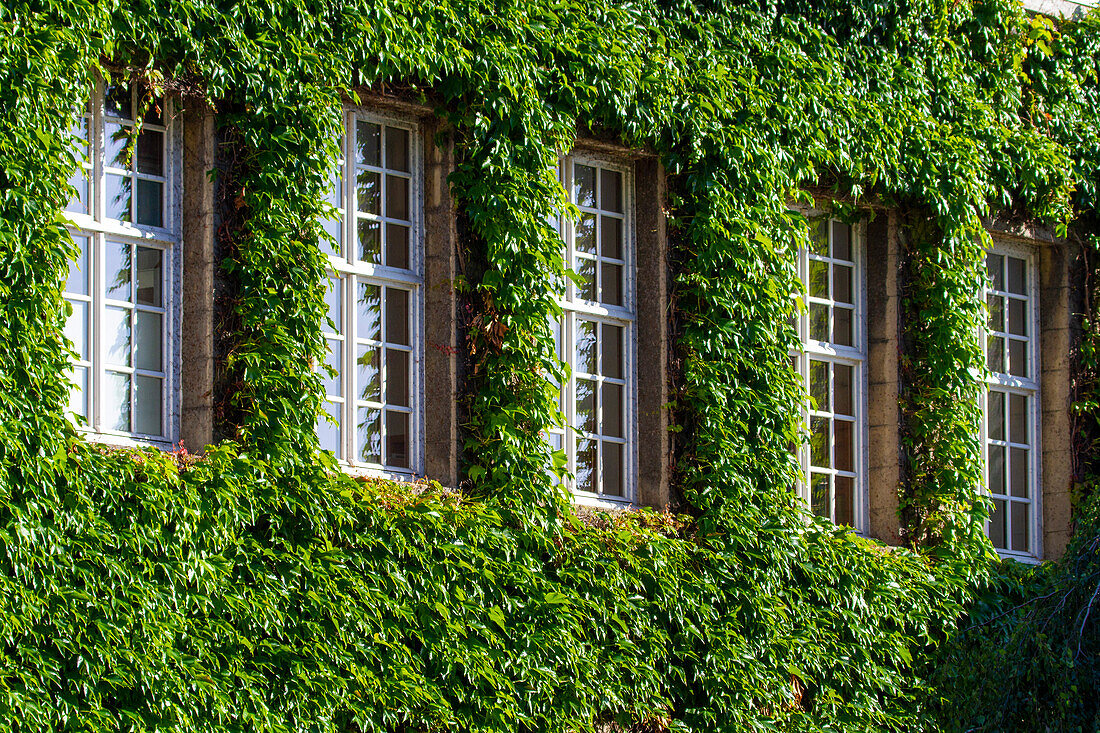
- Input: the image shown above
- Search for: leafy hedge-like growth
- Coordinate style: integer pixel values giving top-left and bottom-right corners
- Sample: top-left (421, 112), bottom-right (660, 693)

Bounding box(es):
top-left (1, 0), bottom-right (1098, 730)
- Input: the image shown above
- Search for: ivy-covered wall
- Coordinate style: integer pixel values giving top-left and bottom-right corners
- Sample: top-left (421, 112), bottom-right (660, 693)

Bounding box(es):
top-left (1, 0), bottom-right (1098, 730)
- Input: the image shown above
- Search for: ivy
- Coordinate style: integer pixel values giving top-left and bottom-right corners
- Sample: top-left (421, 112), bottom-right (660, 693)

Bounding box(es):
top-left (1, 0), bottom-right (1099, 730)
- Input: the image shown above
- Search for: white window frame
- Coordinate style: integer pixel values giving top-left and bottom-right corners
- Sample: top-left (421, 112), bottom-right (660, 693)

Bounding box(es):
top-left (319, 107), bottom-right (424, 479)
top-left (62, 77), bottom-right (182, 448)
top-left (982, 238), bottom-right (1043, 561)
top-left (793, 216), bottom-right (869, 533)
top-left (551, 151), bottom-right (638, 507)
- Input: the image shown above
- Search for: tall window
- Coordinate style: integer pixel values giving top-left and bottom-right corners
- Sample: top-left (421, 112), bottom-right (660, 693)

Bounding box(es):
top-left (62, 79), bottom-right (178, 442)
top-left (550, 154), bottom-right (635, 503)
top-left (984, 244), bottom-right (1041, 558)
top-left (795, 219), bottom-right (865, 528)
top-left (317, 110), bottom-right (422, 475)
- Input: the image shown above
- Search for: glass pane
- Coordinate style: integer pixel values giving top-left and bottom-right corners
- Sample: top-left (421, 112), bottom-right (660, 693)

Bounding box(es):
top-left (989, 498), bottom-right (1007, 549)
top-left (1011, 501), bottom-right (1030, 552)
top-left (357, 345), bottom-right (381, 402)
top-left (987, 390), bottom-right (1005, 441)
top-left (322, 213), bottom-right (343, 257)
top-left (574, 164), bottom-right (596, 208)
top-left (385, 175), bottom-right (409, 220)
top-left (1008, 298), bottom-right (1027, 337)
top-left (318, 401), bottom-right (342, 458)
top-left (1009, 339), bottom-right (1027, 378)
top-left (65, 300), bottom-right (89, 360)
top-left (575, 319), bottom-right (596, 374)
top-left (134, 375), bottom-right (162, 435)
top-left (576, 257), bottom-right (596, 301)
top-left (601, 216), bottom-right (623, 259)
top-left (809, 221), bottom-right (828, 256)
top-left (835, 476), bottom-right (854, 526)
top-left (575, 214), bottom-right (596, 254)
top-left (386, 410), bottom-right (410, 468)
top-left (601, 262), bottom-right (623, 306)
top-left (104, 371), bottom-right (131, 432)
top-left (385, 223), bottom-right (409, 270)
top-left (575, 437), bottom-right (596, 493)
top-left (356, 121), bottom-right (381, 166)
top-left (321, 338), bottom-right (342, 396)
top-left (386, 348), bottom-right (409, 407)
top-left (1010, 393), bottom-right (1028, 444)
top-left (603, 383), bottom-right (623, 438)
top-left (988, 294), bottom-right (1004, 331)
top-left (142, 97), bottom-right (163, 126)
top-left (136, 130), bottom-right (163, 176)
top-left (106, 241), bottom-right (132, 300)
top-left (810, 416), bottom-right (830, 468)
top-left (986, 254), bottom-right (1004, 291)
top-left (105, 174), bottom-right (132, 222)
top-left (576, 378), bottom-right (596, 433)
top-left (325, 278), bottom-right (342, 335)
top-left (357, 170), bottom-right (381, 215)
top-left (603, 442), bottom-right (624, 496)
top-left (834, 364), bottom-right (853, 416)
top-left (1007, 257), bottom-right (1026, 295)
top-left (136, 179), bottom-right (163, 227)
top-left (357, 219), bottom-right (381, 263)
top-left (831, 221), bottom-right (851, 261)
top-left (809, 259), bottom-right (828, 299)
top-left (987, 335), bottom-right (1005, 373)
top-left (134, 311), bottom-right (163, 371)
top-left (106, 123), bottom-right (132, 170)
top-left (385, 126), bottom-right (410, 172)
top-left (811, 473), bottom-right (830, 517)
top-left (105, 83), bottom-right (131, 119)
top-left (136, 247), bottom-right (163, 306)
top-left (600, 169), bottom-right (623, 213)
top-left (834, 420), bottom-right (853, 472)
top-left (357, 283), bottom-right (382, 342)
top-left (66, 237), bottom-right (89, 295)
top-left (834, 307), bottom-right (853, 347)
top-left (69, 366), bottom-right (88, 418)
top-left (988, 444), bottom-right (1006, 495)
top-left (602, 324), bottom-right (623, 379)
top-left (67, 169), bottom-right (88, 215)
top-left (1010, 447), bottom-right (1029, 498)
top-left (104, 306), bottom-right (131, 366)
top-left (809, 359), bottom-right (829, 412)
top-left (833, 264), bottom-right (853, 305)
top-left (808, 302), bottom-right (828, 343)
top-left (385, 288), bottom-right (410, 346)
top-left (356, 407), bottom-right (381, 464)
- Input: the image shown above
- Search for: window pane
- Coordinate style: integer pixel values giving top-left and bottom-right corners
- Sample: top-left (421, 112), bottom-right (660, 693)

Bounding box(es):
top-left (319, 401), bottom-right (342, 458)
top-left (136, 179), bottom-right (163, 227)
top-left (321, 338), bottom-right (342, 397)
top-left (104, 371), bottom-right (131, 432)
top-left (603, 383), bottom-right (623, 438)
top-left (575, 437), bottom-right (596, 492)
top-left (386, 410), bottom-right (410, 468)
top-left (66, 300), bottom-right (89, 360)
top-left (835, 476), bottom-right (854, 527)
top-left (575, 319), bottom-right (596, 374)
top-left (105, 83), bottom-right (132, 118)
top-left (574, 164), bottom-right (596, 208)
top-left (811, 473), bottom-right (830, 517)
top-left (66, 236), bottom-right (90, 295)
top-left (986, 254), bottom-right (1004, 290)
top-left (1011, 501), bottom-right (1030, 552)
top-left (809, 259), bottom-right (828, 299)
top-left (603, 442), bottom-right (624, 496)
top-left (356, 407), bottom-right (381, 464)
top-left (602, 324), bottom-right (623, 379)
top-left (809, 221), bottom-right (828, 256)
top-left (67, 169), bottom-right (89, 215)
top-left (987, 294), bottom-right (1004, 331)
top-left (831, 221), bottom-right (851, 261)
top-left (810, 416), bottom-right (829, 468)
top-left (833, 263), bottom-right (853, 305)
top-left (834, 420), bottom-right (853, 472)
top-left (1010, 448), bottom-right (1029, 498)
top-left (105, 241), bottom-right (131, 300)
top-left (325, 278), bottom-right (342, 335)
top-left (385, 126), bottom-right (410, 172)
top-left (385, 175), bottom-right (409, 220)
top-left (386, 348), bottom-right (409, 407)
top-left (136, 130), bottom-right (163, 175)
top-left (987, 335), bottom-right (1005, 373)
top-left (69, 366), bottom-right (88, 419)
top-left (1009, 339), bottom-right (1027, 378)
top-left (989, 499), bottom-right (1007, 549)
top-left (809, 359), bottom-right (829, 412)
top-left (601, 262), bottom-right (623, 306)
top-left (106, 122), bottom-right (132, 170)
top-left (358, 219), bottom-right (381, 263)
top-left (987, 390), bottom-right (1005, 441)
top-left (104, 306), bottom-right (131, 366)
top-left (834, 307), bottom-right (853, 347)
top-left (576, 378), bottom-right (596, 434)
top-left (357, 170), bottom-right (381, 215)
top-left (1008, 298), bottom-right (1027, 337)
top-left (136, 247), bottom-right (163, 306)
top-left (357, 345), bottom-right (380, 402)
top-left (1010, 393), bottom-right (1028, 445)
top-left (600, 169), bottom-right (623, 213)
top-left (575, 214), bottom-right (596, 254)
top-left (601, 216), bottom-right (622, 259)
top-left (357, 283), bottom-right (381, 342)
top-left (385, 288), bottom-right (409, 346)
top-left (134, 375), bottom-right (162, 435)
top-left (834, 364), bottom-right (853, 416)
top-left (135, 311), bottom-right (163, 371)
top-left (1007, 257), bottom-right (1026, 295)
top-left (356, 121), bottom-right (381, 166)
top-left (576, 257), bottom-right (596, 301)
top-left (385, 223), bottom-right (409, 270)
top-left (988, 444), bottom-right (1006, 495)
top-left (809, 303), bottom-right (828, 342)
top-left (105, 174), bottom-right (132, 222)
